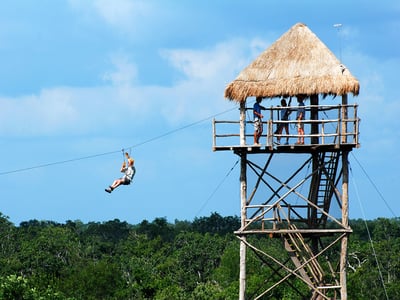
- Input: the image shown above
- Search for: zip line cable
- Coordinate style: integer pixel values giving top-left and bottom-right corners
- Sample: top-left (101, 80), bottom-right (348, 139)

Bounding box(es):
top-left (349, 152), bottom-right (396, 299)
top-left (0, 150), bottom-right (121, 176)
top-left (350, 152), bottom-right (397, 218)
top-left (195, 158), bottom-right (239, 217)
top-left (349, 162), bottom-right (389, 300)
top-left (0, 106), bottom-right (238, 176)
top-left (123, 106), bottom-right (238, 151)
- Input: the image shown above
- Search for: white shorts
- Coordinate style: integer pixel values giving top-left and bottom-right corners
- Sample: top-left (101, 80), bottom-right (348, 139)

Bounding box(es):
top-left (254, 118), bottom-right (262, 132)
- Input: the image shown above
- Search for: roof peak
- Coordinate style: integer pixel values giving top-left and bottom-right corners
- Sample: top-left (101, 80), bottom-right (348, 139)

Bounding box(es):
top-left (224, 23), bottom-right (359, 102)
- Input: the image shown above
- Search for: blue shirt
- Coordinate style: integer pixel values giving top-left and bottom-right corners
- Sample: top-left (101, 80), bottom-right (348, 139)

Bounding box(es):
top-left (281, 107), bottom-right (289, 120)
top-left (253, 102), bottom-right (263, 119)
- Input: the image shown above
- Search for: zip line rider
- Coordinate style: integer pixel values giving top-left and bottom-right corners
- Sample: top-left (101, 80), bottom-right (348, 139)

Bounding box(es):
top-left (105, 152), bottom-right (135, 193)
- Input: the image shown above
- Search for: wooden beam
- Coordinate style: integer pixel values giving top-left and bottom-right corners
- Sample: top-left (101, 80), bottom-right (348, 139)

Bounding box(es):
top-left (239, 101), bottom-right (247, 300)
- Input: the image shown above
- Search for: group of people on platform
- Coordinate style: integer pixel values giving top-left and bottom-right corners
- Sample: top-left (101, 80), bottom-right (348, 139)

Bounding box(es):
top-left (253, 95), bottom-right (305, 146)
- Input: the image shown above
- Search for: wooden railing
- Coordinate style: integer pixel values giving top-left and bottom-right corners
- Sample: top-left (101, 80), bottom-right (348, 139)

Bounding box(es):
top-left (212, 104), bottom-right (360, 150)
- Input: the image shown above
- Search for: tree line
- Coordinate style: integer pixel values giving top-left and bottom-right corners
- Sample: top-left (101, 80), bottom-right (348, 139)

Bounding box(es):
top-left (0, 212), bottom-right (399, 299)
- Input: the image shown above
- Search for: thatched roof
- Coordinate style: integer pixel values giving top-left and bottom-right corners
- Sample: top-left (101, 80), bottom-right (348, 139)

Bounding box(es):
top-left (224, 23), bottom-right (360, 102)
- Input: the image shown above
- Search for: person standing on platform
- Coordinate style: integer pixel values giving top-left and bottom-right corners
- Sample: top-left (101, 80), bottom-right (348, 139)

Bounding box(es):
top-left (296, 95), bottom-right (306, 144)
top-left (253, 96), bottom-right (267, 146)
top-left (275, 98), bottom-right (290, 145)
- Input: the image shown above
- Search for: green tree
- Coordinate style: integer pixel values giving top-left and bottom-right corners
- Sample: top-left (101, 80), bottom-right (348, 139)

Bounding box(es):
top-left (59, 260), bottom-right (124, 300)
top-left (190, 281), bottom-right (226, 300)
top-left (172, 232), bottom-right (228, 292)
top-left (0, 275), bottom-right (37, 300)
top-left (192, 212), bottom-right (240, 235)
top-left (137, 217), bottom-right (174, 242)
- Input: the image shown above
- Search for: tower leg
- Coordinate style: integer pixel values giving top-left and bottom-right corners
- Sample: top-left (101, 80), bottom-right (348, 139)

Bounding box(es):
top-left (340, 151), bottom-right (349, 299)
top-left (239, 152), bottom-right (247, 300)
top-left (239, 238), bottom-right (246, 300)
top-left (238, 100), bottom-right (248, 300)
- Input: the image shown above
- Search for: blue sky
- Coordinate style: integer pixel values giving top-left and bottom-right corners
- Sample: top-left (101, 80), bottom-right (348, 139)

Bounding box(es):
top-left (1, 0), bottom-right (399, 225)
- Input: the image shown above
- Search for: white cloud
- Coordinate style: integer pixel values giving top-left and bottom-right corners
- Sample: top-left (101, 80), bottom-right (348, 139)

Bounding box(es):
top-left (13, 35), bottom-right (397, 142)
top-left (0, 85), bottom-right (147, 136)
top-left (68, 0), bottom-right (152, 34)
top-left (0, 37), bottom-right (280, 137)
top-left (0, 90), bottom-right (77, 136)
top-left (93, 0), bottom-right (149, 29)
top-left (156, 39), bottom-right (259, 123)
top-left (341, 47), bottom-right (400, 163)
top-left (102, 52), bottom-right (139, 86)
top-left (161, 38), bottom-right (264, 83)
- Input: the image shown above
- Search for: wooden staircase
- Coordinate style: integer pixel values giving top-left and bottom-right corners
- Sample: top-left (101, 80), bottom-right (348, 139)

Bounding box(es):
top-left (284, 224), bottom-right (324, 285)
top-left (283, 224), bottom-right (331, 299)
top-left (309, 151), bottom-right (340, 227)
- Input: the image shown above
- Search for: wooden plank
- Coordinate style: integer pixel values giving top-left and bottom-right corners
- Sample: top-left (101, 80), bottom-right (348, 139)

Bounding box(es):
top-left (234, 228), bottom-right (352, 235)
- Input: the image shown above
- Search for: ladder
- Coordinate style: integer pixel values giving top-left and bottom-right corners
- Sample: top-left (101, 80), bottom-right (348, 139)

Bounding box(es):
top-left (283, 224), bottom-right (327, 299)
top-left (309, 151), bottom-right (339, 227)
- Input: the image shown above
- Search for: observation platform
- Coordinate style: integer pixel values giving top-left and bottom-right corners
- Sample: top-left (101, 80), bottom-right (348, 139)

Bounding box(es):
top-left (212, 104), bottom-right (360, 154)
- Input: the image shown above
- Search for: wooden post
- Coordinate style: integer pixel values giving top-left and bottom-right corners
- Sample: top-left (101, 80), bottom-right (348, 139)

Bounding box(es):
top-left (339, 94), bottom-right (350, 299)
top-left (212, 118), bottom-right (216, 150)
top-left (240, 101), bottom-right (246, 146)
top-left (239, 101), bottom-right (247, 300)
top-left (239, 153), bottom-right (247, 300)
top-left (340, 150), bottom-right (349, 299)
top-left (310, 94), bottom-right (319, 144)
top-left (309, 153), bottom-right (319, 254)
top-left (308, 94), bottom-right (320, 231)
top-left (341, 94), bottom-right (348, 144)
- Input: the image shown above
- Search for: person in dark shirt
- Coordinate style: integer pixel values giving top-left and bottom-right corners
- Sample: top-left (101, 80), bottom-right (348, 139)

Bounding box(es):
top-left (275, 98), bottom-right (290, 145)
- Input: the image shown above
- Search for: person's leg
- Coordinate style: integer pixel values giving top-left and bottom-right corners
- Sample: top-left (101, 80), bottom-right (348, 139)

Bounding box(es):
top-left (276, 124), bottom-right (282, 143)
top-left (105, 178), bottom-right (123, 193)
top-left (300, 127), bottom-right (304, 143)
top-left (254, 120), bottom-right (258, 144)
top-left (111, 179), bottom-right (123, 189)
top-left (254, 120), bottom-right (261, 144)
top-left (258, 123), bottom-right (263, 144)
top-left (296, 124), bottom-right (301, 144)
top-left (284, 124), bottom-right (289, 144)
top-left (299, 124), bottom-right (304, 144)
top-left (258, 132), bottom-right (262, 143)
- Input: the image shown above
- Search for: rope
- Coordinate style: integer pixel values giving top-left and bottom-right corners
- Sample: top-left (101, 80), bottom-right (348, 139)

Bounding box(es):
top-left (0, 150), bottom-right (120, 176)
top-left (350, 152), bottom-right (397, 218)
top-left (349, 161), bottom-right (389, 300)
top-left (194, 159), bottom-right (239, 217)
top-left (0, 106), bottom-right (238, 176)
top-left (293, 157), bottom-right (312, 205)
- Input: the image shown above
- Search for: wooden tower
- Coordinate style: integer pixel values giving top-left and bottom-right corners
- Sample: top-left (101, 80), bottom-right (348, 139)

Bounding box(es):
top-left (213, 23), bottom-right (360, 300)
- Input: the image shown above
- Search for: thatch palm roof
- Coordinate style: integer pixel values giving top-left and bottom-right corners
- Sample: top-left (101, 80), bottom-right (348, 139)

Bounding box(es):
top-left (224, 23), bottom-right (360, 102)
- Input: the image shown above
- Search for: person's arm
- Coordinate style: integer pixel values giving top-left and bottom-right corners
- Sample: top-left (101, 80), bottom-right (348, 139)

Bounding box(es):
top-left (298, 108), bottom-right (305, 120)
top-left (254, 111), bottom-right (263, 118)
top-left (120, 161), bottom-right (126, 173)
